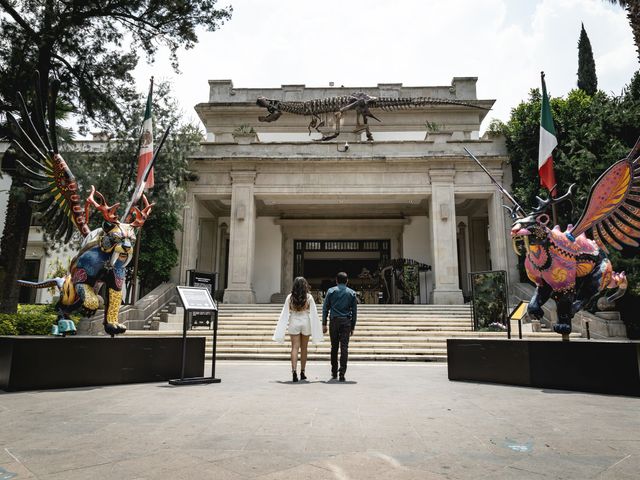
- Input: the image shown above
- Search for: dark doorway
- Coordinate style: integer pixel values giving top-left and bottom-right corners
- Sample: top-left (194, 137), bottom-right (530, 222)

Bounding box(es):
top-left (293, 240), bottom-right (390, 296)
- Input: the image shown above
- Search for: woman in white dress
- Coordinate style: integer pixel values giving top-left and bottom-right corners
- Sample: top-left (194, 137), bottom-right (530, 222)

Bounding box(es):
top-left (273, 276), bottom-right (323, 382)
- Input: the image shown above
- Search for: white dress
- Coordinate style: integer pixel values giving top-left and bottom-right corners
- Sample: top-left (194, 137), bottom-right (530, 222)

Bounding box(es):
top-left (272, 293), bottom-right (324, 344)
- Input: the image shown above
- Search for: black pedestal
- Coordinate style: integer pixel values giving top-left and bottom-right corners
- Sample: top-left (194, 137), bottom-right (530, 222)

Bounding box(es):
top-left (0, 336), bottom-right (205, 392)
top-left (447, 339), bottom-right (640, 397)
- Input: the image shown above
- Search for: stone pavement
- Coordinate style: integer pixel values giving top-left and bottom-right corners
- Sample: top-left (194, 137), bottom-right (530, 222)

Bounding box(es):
top-left (0, 361), bottom-right (639, 479)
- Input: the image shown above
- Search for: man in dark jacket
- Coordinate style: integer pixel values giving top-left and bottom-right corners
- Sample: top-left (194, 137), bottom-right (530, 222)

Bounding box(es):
top-left (322, 272), bottom-right (358, 381)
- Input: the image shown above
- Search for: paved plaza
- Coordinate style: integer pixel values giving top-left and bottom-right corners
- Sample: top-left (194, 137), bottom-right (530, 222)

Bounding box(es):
top-left (1, 361), bottom-right (639, 479)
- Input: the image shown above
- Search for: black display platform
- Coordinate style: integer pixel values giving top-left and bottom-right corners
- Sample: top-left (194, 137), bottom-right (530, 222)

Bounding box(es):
top-left (447, 338), bottom-right (640, 396)
top-left (0, 336), bottom-right (205, 392)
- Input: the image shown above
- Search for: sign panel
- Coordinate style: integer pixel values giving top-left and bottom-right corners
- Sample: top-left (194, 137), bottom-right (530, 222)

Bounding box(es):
top-left (176, 286), bottom-right (217, 312)
top-left (187, 270), bottom-right (218, 327)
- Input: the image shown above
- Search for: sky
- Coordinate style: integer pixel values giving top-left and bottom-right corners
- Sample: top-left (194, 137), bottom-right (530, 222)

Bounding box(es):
top-left (132, 0), bottom-right (638, 133)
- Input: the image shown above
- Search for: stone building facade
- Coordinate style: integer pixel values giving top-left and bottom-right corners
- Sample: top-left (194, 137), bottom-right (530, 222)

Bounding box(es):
top-left (176, 78), bottom-right (515, 304)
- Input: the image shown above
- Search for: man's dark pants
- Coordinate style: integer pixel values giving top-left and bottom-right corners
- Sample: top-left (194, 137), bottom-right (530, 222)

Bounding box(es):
top-left (330, 316), bottom-right (352, 376)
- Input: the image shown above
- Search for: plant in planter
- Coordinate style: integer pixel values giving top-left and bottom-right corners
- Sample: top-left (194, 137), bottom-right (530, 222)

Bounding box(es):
top-left (233, 124), bottom-right (257, 144)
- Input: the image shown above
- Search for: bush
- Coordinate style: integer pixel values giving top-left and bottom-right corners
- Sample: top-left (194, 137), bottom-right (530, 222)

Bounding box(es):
top-left (0, 315), bottom-right (18, 335)
top-left (0, 304), bottom-right (79, 336)
top-left (14, 304), bottom-right (58, 335)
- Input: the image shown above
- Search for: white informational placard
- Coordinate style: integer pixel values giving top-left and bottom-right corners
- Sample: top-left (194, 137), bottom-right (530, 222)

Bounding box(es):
top-left (176, 286), bottom-right (218, 312)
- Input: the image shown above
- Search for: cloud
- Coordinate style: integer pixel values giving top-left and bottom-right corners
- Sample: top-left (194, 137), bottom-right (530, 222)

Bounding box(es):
top-left (133, 0), bottom-right (638, 132)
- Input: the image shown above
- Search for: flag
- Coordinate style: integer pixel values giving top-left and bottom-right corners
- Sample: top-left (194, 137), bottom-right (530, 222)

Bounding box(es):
top-left (539, 72), bottom-right (557, 197)
top-left (136, 78), bottom-right (154, 189)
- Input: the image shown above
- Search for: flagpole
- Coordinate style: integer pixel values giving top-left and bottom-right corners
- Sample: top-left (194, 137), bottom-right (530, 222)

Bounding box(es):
top-left (129, 228), bottom-right (143, 304)
top-left (128, 77), bottom-right (154, 305)
top-left (539, 71), bottom-right (559, 226)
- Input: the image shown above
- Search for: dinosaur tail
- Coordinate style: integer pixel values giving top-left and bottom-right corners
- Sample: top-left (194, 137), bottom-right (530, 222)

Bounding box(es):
top-left (17, 277), bottom-right (65, 290)
top-left (376, 97), bottom-right (488, 111)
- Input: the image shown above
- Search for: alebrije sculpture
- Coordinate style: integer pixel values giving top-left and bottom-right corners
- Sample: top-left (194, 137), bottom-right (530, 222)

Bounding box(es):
top-left (9, 78), bottom-right (169, 337)
top-left (466, 141), bottom-right (640, 339)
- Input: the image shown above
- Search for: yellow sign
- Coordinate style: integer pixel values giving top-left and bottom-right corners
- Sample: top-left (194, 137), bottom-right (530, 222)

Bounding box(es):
top-left (509, 301), bottom-right (528, 321)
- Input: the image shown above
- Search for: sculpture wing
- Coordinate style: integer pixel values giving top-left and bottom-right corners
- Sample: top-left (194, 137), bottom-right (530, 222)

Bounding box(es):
top-left (570, 138), bottom-right (640, 253)
top-left (7, 80), bottom-right (89, 241)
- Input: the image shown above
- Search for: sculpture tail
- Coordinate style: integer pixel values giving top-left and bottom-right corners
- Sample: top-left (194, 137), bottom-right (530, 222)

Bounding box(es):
top-left (17, 277), bottom-right (65, 290)
top-left (605, 271), bottom-right (628, 304)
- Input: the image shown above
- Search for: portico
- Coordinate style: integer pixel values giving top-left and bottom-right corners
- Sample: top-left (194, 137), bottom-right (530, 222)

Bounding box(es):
top-left (174, 79), bottom-right (512, 304)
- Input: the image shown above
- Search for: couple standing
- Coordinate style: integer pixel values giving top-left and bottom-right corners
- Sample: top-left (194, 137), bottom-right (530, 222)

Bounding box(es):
top-left (272, 272), bottom-right (358, 382)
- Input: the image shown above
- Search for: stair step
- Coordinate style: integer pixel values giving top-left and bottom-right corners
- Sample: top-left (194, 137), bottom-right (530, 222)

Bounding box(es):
top-left (128, 303), bottom-right (579, 362)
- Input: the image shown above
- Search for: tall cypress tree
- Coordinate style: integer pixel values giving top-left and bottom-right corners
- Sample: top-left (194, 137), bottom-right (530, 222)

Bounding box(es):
top-left (577, 23), bottom-right (598, 96)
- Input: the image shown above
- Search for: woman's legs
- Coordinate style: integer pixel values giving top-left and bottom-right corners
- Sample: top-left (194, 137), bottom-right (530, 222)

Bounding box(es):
top-left (300, 334), bottom-right (310, 374)
top-left (290, 334), bottom-right (301, 372)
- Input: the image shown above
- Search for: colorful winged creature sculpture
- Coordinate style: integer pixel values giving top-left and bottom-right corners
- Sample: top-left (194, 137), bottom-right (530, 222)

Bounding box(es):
top-left (9, 79), bottom-right (167, 337)
top-left (466, 140), bottom-right (640, 339)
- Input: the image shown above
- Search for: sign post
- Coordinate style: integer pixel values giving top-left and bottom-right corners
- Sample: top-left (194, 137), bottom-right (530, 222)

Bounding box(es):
top-left (169, 286), bottom-right (221, 386)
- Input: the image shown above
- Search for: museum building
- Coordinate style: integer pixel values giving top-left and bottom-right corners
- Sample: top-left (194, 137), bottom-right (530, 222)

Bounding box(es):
top-left (175, 78), bottom-right (515, 305)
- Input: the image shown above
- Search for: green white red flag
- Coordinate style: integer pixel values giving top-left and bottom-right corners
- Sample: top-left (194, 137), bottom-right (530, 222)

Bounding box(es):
top-left (539, 72), bottom-right (557, 197)
top-left (136, 77), bottom-right (154, 189)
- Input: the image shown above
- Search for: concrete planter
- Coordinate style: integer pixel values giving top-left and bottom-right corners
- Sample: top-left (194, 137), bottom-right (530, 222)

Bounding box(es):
top-left (233, 133), bottom-right (256, 144)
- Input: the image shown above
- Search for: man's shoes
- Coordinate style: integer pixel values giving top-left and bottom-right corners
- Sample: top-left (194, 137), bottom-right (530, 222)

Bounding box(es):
top-left (339, 375), bottom-right (345, 382)
top-left (331, 373), bottom-right (337, 380)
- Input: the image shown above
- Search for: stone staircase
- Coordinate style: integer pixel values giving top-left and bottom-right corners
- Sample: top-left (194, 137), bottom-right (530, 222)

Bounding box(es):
top-left (137, 303), bottom-right (571, 362)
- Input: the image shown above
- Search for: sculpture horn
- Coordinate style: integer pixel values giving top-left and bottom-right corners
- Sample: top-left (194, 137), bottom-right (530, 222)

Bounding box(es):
top-left (85, 185), bottom-right (120, 223)
top-left (127, 194), bottom-right (154, 228)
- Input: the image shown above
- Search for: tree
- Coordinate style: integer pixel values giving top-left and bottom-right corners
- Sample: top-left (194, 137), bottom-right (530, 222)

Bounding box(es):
top-left (0, 0), bottom-right (232, 313)
top-left (605, 0), bottom-right (640, 63)
top-left (578, 23), bottom-right (598, 95)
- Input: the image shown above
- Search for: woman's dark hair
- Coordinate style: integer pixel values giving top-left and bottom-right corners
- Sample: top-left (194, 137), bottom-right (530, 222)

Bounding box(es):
top-left (290, 276), bottom-right (310, 311)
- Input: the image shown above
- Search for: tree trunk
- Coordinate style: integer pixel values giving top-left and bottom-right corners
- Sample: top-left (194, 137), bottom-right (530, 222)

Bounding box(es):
top-left (0, 1), bottom-right (55, 313)
top-left (626, 3), bottom-right (640, 63)
top-left (0, 179), bottom-right (32, 313)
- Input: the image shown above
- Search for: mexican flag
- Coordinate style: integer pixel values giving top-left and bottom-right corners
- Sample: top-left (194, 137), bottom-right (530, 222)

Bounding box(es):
top-left (136, 78), bottom-right (154, 189)
top-left (539, 72), bottom-right (557, 197)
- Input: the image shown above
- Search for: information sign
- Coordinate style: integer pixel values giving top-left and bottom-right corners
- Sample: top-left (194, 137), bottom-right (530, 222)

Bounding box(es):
top-left (176, 286), bottom-right (217, 311)
top-left (170, 285), bottom-right (221, 386)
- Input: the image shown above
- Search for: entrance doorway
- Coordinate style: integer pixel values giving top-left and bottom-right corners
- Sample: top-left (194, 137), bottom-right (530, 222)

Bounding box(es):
top-left (293, 239), bottom-right (390, 302)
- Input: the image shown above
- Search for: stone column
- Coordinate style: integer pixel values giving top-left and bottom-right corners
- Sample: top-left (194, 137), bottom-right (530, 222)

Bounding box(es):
top-left (457, 221), bottom-right (469, 296)
top-left (488, 191), bottom-right (509, 272)
top-left (223, 171), bottom-right (257, 303)
top-left (429, 169), bottom-right (463, 304)
top-left (178, 192), bottom-right (199, 284)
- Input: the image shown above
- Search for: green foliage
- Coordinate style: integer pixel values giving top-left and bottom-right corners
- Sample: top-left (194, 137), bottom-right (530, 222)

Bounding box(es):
top-left (0, 0), bottom-right (232, 130)
top-left (137, 209), bottom-right (181, 293)
top-left (0, 315), bottom-right (18, 335)
top-left (401, 265), bottom-right (419, 303)
top-left (577, 23), bottom-right (598, 96)
top-left (233, 124), bottom-right (256, 135)
top-left (0, 304), bottom-right (79, 335)
top-left (496, 71), bottom-right (640, 336)
top-left (471, 272), bottom-right (507, 329)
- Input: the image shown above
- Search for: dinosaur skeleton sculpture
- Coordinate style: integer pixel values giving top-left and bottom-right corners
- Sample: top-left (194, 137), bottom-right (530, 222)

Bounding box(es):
top-left (9, 77), bottom-right (169, 337)
top-left (466, 142), bottom-right (640, 339)
top-left (257, 92), bottom-right (487, 141)
top-left (378, 258), bottom-right (431, 304)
